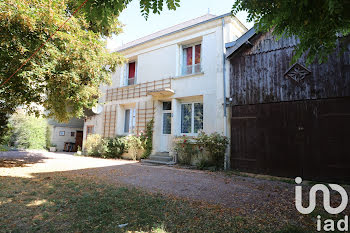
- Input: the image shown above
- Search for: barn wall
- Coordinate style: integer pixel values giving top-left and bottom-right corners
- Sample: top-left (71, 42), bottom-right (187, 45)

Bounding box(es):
top-left (229, 31), bottom-right (350, 105)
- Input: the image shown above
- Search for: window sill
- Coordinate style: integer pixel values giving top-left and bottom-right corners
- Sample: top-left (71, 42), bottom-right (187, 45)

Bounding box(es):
top-left (174, 72), bottom-right (204, 80)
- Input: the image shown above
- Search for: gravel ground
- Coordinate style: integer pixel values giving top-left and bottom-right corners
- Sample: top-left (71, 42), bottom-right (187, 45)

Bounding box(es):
top-left (1, 150), bottom-right (344, 221)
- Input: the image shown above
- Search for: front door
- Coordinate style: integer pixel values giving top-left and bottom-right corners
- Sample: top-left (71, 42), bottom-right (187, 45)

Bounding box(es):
top-left (75, 131), bottom-right (83, 152)
top-left (160, 101), bottom-right (172, 152)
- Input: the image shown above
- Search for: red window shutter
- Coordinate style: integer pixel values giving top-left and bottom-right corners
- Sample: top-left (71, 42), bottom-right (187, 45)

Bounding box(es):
top-left (195, 44), bottom-right (201, 64)
top-left (128, 62), bottom-right (136, 79)
top-left (186, 47), bottom-right (192, 66)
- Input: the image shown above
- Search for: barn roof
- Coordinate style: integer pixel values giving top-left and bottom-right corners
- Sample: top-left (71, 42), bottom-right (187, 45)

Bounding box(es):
top-left (226, 27), bottom-right (256, 58)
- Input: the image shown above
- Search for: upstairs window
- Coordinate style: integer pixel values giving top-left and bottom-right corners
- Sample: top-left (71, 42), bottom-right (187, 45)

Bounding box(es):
top-left (126, 61), bottom-right (136, 86)
top-left (182, 43), bottom-right (201, 75)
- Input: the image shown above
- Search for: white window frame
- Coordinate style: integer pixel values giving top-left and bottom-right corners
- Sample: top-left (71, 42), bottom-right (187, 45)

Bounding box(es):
top-left (124, 61), bottom-right (137, 86)
top-left (162, 102), bottom-right (172, 135)
top-left (181, 42), bottom-right (202, 76)
top-left (180, 102), bottom-right (203, 136)
top-left (124, 108), bottom-right (136, 134)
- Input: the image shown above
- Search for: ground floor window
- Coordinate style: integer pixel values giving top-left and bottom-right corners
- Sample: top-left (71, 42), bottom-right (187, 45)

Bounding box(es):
top-left (86, 125), bottom-right (94, 139)
top-left (124, 109), bottom-right (136, 133)
top-left (181, 102), bottom-right (203, 134)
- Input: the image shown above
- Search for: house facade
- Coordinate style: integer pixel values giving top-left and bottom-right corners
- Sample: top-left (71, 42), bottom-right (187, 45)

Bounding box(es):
top-left (48, 118), bottom-right (84, 152)
top-left (83, 14), bottom-right (247, 156)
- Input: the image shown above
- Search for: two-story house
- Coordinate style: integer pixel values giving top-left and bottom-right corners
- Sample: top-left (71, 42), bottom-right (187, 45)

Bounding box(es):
top-left (83, 13), bottom-right (247, 161)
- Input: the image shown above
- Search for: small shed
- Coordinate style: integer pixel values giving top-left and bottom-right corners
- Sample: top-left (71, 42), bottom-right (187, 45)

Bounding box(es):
top-left (226, 29), bottom-right (350, 182)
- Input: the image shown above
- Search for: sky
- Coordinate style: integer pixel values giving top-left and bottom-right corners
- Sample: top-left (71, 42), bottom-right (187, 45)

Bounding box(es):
top-left (106, 0), bottom-right (254, 51)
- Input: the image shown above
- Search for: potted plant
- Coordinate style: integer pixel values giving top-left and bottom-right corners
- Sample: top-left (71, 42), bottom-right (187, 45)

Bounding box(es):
top-left (76, 146), bottom-right (82, 155)
top-left (49, 144), bottom-right (57, 152)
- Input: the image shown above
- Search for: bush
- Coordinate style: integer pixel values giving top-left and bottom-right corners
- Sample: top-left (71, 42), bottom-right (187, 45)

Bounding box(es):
top-left (173, 136), bottom-right (199, 165)
top-left (139, 119), bottom-right (154, 159)
top-left (105, 136), bottom-right (128, 158)
top-left (127, 135), bottom-right (142, 160)
top-left (196, 132), bottom-right (229, 170)
top-left (5, 110), bottom-right (48, 150)
top-left (84, 134), bottom-right (107, 157)
top-left (173, 132), bottom-right (229, 170)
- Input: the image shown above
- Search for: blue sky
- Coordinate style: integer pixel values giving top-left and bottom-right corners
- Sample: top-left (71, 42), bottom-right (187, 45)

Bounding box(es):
top-left (106, 0), bottom-right (254, 50)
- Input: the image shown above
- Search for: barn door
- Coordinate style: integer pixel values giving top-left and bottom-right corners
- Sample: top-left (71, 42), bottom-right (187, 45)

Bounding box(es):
top-left (230, 98), bottom-right (350, 182)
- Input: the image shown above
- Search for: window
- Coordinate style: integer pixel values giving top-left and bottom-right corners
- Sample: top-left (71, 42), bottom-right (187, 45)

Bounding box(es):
top-left (124, 109), bottom-right (136, 133)
top-left (163, 113), bottom-right (171, 134)
top-left (162, 101), bottom-right (172, 134)
top-left (126, 62), bottom-right (136, 86)
top-left (163, 101), bottom-right (172, 110)
top-left (71, 132), bottom-right (75, 137)
top-left (59, 131), bottom-right (65, 136)
top-left (181, 103), bottom-right (203, 134)
top-left (182, 43), bottom-right (201, 75)
top-left (86, 126), bottom-right (94, 139)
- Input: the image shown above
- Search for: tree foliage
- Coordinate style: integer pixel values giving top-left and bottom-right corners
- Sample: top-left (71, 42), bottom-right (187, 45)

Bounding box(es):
top-left (232, 0), bottom-right (350, 64)
top-left (0, 0), bottom-right (180, 124)
top-left (6, 110), bottom-right (48, 149)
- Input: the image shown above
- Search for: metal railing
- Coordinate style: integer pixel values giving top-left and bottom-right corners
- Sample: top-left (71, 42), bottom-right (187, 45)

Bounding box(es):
top-left (105, 78), bottom-right (172, 102)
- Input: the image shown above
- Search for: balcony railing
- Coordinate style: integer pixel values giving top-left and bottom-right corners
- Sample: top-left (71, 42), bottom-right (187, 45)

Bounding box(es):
top-left (106, 78), bottom-right (172, 102)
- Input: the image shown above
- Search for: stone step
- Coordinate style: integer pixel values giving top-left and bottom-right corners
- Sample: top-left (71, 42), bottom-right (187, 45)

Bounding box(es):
top-left (149, 155), bottom-right (173, 162)
top-left (153, 152), bottom-right (170, 157)
top-left (141, 159), bottom-right (176, 166)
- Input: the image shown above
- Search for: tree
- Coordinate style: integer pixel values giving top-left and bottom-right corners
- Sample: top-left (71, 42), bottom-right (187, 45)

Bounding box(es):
top-left (0, 0), bottom-right (180, 125)
top-left (6, 110), bottom-right (48, 149)
top-left (232, 0), bottom-right (350, 64)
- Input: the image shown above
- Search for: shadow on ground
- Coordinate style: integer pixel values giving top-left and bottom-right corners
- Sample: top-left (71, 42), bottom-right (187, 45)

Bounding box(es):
top-left (0, 151), bottom-right (48, 168)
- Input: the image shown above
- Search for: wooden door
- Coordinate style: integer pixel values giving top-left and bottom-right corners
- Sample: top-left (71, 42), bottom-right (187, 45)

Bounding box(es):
top-left (75, 131), bottom-right (83, 151)
top-left (230, 97), bottom-right (350, 182)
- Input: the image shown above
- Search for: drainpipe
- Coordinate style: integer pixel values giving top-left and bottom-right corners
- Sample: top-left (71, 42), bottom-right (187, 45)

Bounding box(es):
top-left (222, 18), bottom-right (229, 170)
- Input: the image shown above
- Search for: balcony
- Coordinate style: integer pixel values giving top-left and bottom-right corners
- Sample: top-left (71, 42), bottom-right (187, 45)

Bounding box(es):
top-left (106, 78), bottom-right (172, 102)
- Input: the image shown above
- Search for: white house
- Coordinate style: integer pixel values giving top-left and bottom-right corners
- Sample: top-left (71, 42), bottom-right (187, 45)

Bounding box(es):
top-left (83, 13), bottom-right (247, 162)
top-left (48, 118), bottom-right (84, 152)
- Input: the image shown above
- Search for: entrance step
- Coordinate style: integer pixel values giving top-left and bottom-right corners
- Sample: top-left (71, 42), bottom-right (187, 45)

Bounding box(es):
top-left (141, 159), bottom-right (176, 166)
top-left (141, 152), bottom-right (176, 165)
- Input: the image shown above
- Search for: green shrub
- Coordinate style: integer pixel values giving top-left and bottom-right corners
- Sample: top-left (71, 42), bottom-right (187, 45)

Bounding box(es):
top-left (105, 136), bottom-right (128, 158)
top-left (173, 132), bottom-right (229, 169)
top-left (127, 135), bottom-right (142, 160)
top-left (84, 134), bottom-right (107, 157)
top-left (173, 136), bottom-right (199, 165)
top-left (196, 132), bottom-right (229, 170)
top-left (140, 119), bottom-right (154, 159)
top-left (0, 145), bottom-right (8, 151)
top-left (45, 125), bottom-right (52, 150)
top-left (6, 110), bottom-right (47, 149)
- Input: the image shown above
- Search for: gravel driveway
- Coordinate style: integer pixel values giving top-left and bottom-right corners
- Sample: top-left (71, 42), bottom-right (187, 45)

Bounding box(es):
top-left (0, 151), bottom-right (308, 217)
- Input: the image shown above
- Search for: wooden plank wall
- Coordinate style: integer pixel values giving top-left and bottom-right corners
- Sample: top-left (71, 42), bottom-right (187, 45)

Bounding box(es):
top-left (229, 32), bottom-right (350, 105)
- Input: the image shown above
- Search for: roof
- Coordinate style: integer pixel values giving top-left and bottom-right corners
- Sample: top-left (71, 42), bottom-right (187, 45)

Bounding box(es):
top-left (48, 118), bottom-right (84, 129)
top-left (226, 27), bottom-right (256, 58)
top-left (116, 13), bottom-right (237, 52)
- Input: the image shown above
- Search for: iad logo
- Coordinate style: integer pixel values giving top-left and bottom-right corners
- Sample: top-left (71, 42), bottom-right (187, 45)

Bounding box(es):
top-left (295, 177), bottom-right (348, 214)
top-left (295, 177), bottom-right (349, 231)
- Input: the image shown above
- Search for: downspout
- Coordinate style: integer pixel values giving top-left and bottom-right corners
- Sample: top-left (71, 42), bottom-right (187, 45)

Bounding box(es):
top-left (222, 18), bottom-right (229, 170)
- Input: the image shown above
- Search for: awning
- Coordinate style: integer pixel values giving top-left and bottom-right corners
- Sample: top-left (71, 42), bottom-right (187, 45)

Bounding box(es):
top-left (147, 88), bottom-right (175, 97)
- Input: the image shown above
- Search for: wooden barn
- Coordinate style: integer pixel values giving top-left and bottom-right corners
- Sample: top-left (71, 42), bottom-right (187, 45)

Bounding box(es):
top-left (226, 29), bottom-right (350, 182)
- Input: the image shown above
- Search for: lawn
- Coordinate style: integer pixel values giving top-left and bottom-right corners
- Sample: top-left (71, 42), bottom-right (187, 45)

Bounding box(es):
top-left (0, 174), bottom-right (310, 233)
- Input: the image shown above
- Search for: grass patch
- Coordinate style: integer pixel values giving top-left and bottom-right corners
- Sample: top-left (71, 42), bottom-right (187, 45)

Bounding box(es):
top-left (0, 175), bottom-right (312, 233)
